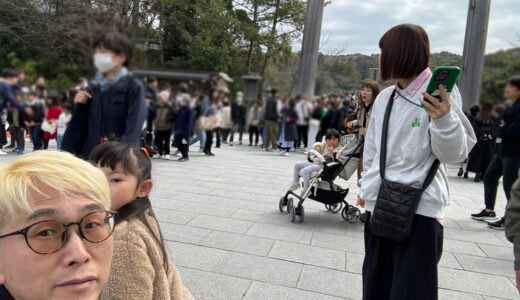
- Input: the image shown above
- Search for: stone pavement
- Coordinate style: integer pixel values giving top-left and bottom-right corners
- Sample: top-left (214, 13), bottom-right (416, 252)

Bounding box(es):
top-left (1, 141), bottom-right (518, 299)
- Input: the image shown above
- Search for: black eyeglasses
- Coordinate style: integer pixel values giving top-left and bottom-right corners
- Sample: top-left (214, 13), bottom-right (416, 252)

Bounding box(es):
top-left (0, 210), bottom-right (117, 255)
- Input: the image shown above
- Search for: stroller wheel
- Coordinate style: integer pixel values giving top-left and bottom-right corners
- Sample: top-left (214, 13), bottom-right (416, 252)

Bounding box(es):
top-left (290, 204), bottom-right (304, 223)
top-left (290, 203), bottom-right (296, 223)
top-left (326, 202), bottom-right (343, 214)
top-left (298, 206), bottom-right (305, 223)
top-left (360, 212), bottom-right (367, 223)
top-left (287, 198), bottom-right (294, 215)
top-left (343, 206), bottom-right (361, 223)
top-left (279, 197), bottom-right (286, 213)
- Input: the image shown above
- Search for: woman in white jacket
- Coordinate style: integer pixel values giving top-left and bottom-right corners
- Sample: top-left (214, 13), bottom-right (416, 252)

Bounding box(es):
top-left (358, 24), bottom-right (476, 300)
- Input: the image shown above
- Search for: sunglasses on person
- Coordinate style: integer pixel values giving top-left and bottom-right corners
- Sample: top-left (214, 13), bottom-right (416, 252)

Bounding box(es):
top-left (0, 210), bottom-right (117, 254)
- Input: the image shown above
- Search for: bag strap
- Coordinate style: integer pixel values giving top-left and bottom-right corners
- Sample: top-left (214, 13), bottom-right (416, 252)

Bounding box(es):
top-left (380, 88), bottom-right (440, 190)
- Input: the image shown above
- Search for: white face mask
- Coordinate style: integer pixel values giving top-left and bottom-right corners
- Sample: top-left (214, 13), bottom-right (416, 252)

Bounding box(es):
top-left (94, 53), bottom-right (115, 73)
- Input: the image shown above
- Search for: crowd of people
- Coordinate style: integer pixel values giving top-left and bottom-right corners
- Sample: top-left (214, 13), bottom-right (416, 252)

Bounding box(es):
top-left (0, 24), bottom-right (520, 300)
top-left (464, 78), bottom-right (520, 231)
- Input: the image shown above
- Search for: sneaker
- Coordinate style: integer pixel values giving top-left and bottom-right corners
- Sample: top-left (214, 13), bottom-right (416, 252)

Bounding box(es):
top-left (229, 142), bottom-right (233, 146)
top-left (463, 171), bottom-right (468, 179)
top-left (177, 157), bottom-right (189, 162)
top-left (4, 145), bottom-right (14, 149)
top-left (248, 143), bottom-right (252, 146)
top-left (17, 148), bottom-right (24, 154)
top-left (457, 168), bottom-right (464, 177)
top-left (471, 209), bottom-right (497, 221)
top-left (198, 148), bottom-right (205, 153)
top-left (164, 154), bottom-right (170, 160)
top-left (278, 150), bottom-right (286, 156)
top-left (205, 151), bottom-right (215, 156)
top-left (0, 149), bottom-right (7, 155)
top-left (488, 217), bottom-right (505, 230)
top-left (288, 181), bottom-right (300, 191)
top-left (282, 151), bottom-right (289, 156)
top-left (174, 150), bottom-right (181, 156)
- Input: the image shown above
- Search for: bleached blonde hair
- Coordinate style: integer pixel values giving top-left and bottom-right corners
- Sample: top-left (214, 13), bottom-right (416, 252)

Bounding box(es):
top-left (0, 151), bottom-right (111, 227)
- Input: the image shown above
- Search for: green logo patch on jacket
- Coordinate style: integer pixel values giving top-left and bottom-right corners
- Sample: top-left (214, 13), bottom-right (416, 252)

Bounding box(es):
top-left (412, 118), bottom-right (421, 128)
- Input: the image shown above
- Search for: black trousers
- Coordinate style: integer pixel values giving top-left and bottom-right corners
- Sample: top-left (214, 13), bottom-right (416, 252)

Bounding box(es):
top-left (249, 126), bottom-right (259, 145)
top-left (502, 155), bottom-right (520, 202)
top-left (229, 124), bottom-right (244, 143)
top-left (484, 154), bottom-right (503, 210)
top-left (204, 130), bottom-right (213, 153)
top-left (363, 212), bottom-right (443, 300)
top-left (214, 128), bottom-right (221, 147)
top-left (296, 125), bottom-right (308, 148)
top-left (154, 130), bottom-right (171, 155)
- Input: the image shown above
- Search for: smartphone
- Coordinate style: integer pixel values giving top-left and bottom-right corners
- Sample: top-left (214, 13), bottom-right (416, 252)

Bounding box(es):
top-left (425, 66), bottom-right (461, 103)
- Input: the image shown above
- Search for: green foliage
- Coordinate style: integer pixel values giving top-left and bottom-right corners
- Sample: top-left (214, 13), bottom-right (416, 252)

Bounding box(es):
top-left (481, 48), bottom-right (520, 103)
top-left (7, 52), bottom-right (39, 83)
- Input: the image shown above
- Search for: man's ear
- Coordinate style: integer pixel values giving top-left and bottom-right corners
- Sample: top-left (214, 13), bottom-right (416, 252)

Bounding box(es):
top-left (137, 180), bottom-right (153, 198)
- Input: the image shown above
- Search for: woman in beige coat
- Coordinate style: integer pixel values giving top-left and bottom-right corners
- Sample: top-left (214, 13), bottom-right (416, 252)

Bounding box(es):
top-left (90, 142), bottom-right (193, 300)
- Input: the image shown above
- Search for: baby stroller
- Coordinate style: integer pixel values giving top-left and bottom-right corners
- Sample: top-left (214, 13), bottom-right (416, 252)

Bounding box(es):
top-left (278, 134), bottom-right (364, 223)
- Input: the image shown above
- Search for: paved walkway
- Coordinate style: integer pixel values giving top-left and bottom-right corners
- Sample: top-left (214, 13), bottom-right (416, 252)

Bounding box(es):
top-left (1, 141), bottom-right (517, 299)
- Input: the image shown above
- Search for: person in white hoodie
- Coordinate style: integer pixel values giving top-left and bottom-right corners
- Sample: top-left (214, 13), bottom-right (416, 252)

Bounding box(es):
top-left (358, 24), bottom-right (476, 300)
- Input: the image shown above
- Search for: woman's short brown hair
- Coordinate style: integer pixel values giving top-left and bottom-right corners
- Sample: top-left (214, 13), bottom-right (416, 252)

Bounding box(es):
top-left (379, 24), bottom-right (430, 82)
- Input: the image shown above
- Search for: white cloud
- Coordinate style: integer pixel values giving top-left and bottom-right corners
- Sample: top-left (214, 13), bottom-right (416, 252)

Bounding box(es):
top-left (297, 0), bottom-right (520, 55)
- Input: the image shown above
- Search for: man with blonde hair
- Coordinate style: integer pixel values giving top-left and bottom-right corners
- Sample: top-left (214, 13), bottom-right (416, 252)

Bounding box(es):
top-left (0, 151), bottom-right (115, 300)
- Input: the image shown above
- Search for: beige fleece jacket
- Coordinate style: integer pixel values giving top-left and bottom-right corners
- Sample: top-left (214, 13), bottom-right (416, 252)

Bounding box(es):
top-left (100, 210), bottom-right (193, 300)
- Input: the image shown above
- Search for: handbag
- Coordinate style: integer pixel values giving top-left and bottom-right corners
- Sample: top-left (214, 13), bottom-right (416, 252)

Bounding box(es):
top-left (370, 89), bottom-right (440, 242)
top-left (41, 120), bottom-right (57, 134)
top-left (199, 116), bottom-right (217, 131)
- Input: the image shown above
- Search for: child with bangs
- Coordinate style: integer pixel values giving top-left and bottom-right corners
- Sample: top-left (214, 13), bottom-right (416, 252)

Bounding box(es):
top-left (90, 142), bottom-right (193, 300)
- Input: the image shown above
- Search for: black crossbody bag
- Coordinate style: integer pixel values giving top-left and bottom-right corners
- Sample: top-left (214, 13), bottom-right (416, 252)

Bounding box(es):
top-left (370, 89), bottom-right (440, 242)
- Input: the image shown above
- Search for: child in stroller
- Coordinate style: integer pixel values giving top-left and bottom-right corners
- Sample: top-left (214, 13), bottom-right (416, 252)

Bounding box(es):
top-left (289, 129), bottom-right (341, 196)
top-left (279, 129), bottom-right (364, 223)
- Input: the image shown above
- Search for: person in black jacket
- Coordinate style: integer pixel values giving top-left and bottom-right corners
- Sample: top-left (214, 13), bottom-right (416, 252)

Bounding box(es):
top-left (62, 30), bottom-right (147, 159)
top-left (229, 91), bottom-right (246, 146)
top-left (263, 88), bottom-right (280, 151)
top-left (277, 98), bottom-right (298, 156)
top-left (466, 102), bottom-right (495, 182)
top-left (489, 75), bottom-right (520, 229)
top-left (471, 104), bottom-right (507, 221)
top-left (144, 77), bottom-right (159, 146)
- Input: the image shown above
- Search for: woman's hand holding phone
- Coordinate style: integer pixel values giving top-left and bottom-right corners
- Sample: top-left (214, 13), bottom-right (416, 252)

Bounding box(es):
top-left (420, 84), bottom-right (451, 120)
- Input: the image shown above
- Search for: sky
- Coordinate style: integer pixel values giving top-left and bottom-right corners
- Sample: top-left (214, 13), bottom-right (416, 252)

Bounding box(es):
top-left (298, 0), bottom-right (520, 55)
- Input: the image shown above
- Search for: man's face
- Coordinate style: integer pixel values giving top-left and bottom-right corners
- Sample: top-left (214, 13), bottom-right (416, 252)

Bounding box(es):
top-left (504, 83), bottom-right (520, 101)
top-left (0, 194), bottom-right (113, 300)
top-left (149, 81), bottom-right (158, 90)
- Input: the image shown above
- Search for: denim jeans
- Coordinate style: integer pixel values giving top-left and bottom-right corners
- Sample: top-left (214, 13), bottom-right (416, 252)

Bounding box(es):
top-left (30, 125), bottom-right (43, 150)
top-left (189, 121), bottom-right (206, 150)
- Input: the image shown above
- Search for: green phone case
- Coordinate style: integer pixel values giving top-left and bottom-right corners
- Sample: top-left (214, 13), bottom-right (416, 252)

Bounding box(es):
top-left (425, 66), bottom-right (461, 98)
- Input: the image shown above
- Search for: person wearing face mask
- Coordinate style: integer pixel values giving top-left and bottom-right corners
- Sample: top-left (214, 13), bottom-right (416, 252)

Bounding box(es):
top-left (229, 91), bottom-right (246, 146)
top-left (62, 30), bottom-right (147, 159)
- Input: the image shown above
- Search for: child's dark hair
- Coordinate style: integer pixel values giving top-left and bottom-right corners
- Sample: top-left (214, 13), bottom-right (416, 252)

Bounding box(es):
top-left (145, 93), bottom-right (153, 100)
top-left (88, 142), bottom-right (169, 270)
top-left (62, 102), bottom-right (72, 111)
top-left (46, 94), bottom-right (59, 106)
top-left (325, 128), bottom-right (340, 140)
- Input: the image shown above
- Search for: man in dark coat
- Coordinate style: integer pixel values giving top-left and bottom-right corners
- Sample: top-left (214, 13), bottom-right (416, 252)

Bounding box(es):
top-left (229, 91), bottom-right (246, 146)
top-left (263, 88), bottom-right (280, 151)
top-left (490, 75), bottom-right (520, 229)
top-left (144, 77), bottom-right (159, 145)
top-left (173, 94), bottom-right (194, 162)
